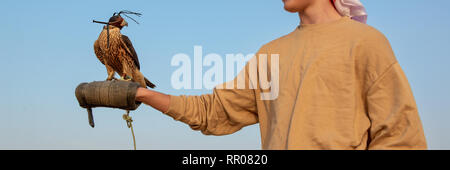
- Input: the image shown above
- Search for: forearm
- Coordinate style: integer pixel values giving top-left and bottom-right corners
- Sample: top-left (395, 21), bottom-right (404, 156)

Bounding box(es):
top-left (135, 87), bottom-right (170, 113)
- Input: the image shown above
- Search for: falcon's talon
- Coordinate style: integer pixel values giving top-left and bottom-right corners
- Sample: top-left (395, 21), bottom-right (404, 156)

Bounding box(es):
top-left (119, 76), bottom-right (132, 81)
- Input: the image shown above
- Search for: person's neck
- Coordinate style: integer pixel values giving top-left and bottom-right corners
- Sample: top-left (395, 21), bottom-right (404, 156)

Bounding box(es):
top-left (298, 2), bottom-right (342, 25)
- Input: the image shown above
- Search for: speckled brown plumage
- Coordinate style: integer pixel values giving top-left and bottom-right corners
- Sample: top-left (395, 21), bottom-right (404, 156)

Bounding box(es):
top-left (94, 25), bottom-right (155, 88)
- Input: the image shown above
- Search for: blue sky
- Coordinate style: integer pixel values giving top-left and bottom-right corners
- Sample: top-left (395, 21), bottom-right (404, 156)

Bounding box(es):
top-left (0, 0), bottom-right (449, 149)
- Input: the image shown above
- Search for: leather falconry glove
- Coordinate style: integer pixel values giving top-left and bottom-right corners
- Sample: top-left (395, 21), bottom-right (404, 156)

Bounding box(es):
top-left (75, 80), bottom-right (141, 128)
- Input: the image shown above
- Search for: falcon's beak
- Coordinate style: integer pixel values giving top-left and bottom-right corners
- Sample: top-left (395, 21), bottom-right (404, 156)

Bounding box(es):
top-left (121, 20), bottom-right (128, 27)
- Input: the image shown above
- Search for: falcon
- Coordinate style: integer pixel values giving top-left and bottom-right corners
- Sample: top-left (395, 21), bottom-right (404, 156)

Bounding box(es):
top-left (93, 11), bottom-right (155, 88)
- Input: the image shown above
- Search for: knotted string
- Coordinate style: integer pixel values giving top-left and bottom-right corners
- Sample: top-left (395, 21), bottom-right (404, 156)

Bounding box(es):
top-left (123, 110), bottom-right (136, 150)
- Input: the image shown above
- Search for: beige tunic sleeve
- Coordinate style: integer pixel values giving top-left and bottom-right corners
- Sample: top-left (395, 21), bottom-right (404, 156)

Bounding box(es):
top-left (164, 88), bottom-right (257, 135)
top-left (366, 62), bottom-right (427, 149)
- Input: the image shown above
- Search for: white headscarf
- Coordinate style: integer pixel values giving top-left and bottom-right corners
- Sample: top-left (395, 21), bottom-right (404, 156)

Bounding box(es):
top-left (332, 0), bottom-right (368, 24)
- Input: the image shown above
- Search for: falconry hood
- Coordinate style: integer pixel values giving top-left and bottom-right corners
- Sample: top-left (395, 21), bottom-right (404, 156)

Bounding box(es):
top-left (92, 10), bottom-right (142, 47)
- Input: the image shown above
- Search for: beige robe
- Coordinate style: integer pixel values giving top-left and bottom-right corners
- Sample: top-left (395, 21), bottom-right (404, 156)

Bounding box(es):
top-left (164, 17), bottom-right (427, 150)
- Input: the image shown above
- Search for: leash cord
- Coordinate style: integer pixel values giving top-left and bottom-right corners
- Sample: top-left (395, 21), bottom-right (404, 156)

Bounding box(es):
top-left (123, 110), bottom-right (136, 150)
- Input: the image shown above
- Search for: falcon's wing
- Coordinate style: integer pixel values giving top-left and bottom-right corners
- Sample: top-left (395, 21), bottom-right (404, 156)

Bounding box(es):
top-left (120, 35), bottom-right (140, 69)
top-left (94, 40), bottom-right (105, 65)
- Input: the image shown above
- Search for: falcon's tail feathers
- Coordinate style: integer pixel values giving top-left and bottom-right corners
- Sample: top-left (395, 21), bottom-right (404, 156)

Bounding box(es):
top-left (144, 77), bottom-right (156, 88)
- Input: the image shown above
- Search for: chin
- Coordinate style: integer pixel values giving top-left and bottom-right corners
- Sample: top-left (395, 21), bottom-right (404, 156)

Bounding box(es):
top-left (284, 5), bottom-right (300, 13)
top-left (283, 0), bottom-right (308, 13)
